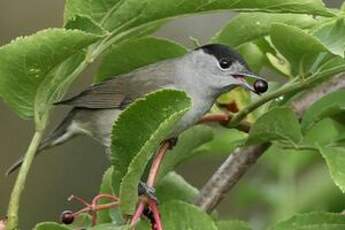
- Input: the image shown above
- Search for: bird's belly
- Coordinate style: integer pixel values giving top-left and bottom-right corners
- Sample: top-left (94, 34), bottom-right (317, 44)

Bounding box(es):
top-left (76, 97), bottom-right (213, 146)
top-left (75, 109), bottom-right (121, 147)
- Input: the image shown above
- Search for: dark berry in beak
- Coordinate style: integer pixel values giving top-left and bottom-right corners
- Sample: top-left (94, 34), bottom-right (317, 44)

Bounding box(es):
top-left (254, 79), bottom-right (268, 94)
top-left (60, 210), bottom-right (74, 224)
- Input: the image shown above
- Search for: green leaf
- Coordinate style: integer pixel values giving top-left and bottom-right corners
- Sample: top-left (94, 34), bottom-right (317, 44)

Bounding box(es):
top-left (96, 37), bottom-right (187, 83)
top-left (313, 18), bottom-right (345, 58)
top-left (35, 51), bottom-right (87, 121)
top-left (247, 107), bottom-right (302, 145)
top-left (70, 213), bottom-right (92, 229)
top-left (318, 146), bottom-right (345, 193)
top-left (192, 128), bottom-right (246, 157)
top-left (302, 90), bottom-right (345, 132)
top-left (34, 222), bottom-right (72, 230)
top-left (304, 118), bottom-right (345, 146)
top-left (97, 167), bottom-right (123, 224)
top-left (157, 125), bottom-right (214, 181)
top-left (273, 212), bottom-right (345, 230)
top-left (237, 42), bottom-right (266, 73)
top-left (270, 23), bottom-right (327, 75)
top-left (202, 0), bottom-right (332, 16)
top-left (87, 224), bottom-right (129, 230)
top-left (0, 29), bottom-right (100, 119)
top-left (160, 200), bottom-right (217, 230)
top-left (217, 220), bottom-right (251, 230)
top-left (64, 0), bottom-right (332, 35)
top-left (213, 13), bottom-right (317, 48)
top-left (156, 172), bottom-right (199, 203)
top-left (65, 15), bottom-right (107, 35)
top-left (111, 89), bottom-right (191, 214)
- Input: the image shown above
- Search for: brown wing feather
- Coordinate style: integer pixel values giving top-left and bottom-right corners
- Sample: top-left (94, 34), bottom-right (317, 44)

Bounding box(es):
top-left (55, 60), bottom-right (176, 109)
top-left (55, 77), bottom-right (131, 109)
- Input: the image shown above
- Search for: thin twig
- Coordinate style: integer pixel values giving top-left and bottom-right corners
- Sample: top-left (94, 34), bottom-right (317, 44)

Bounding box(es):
top-left (6, 131), bottom-right (43, 230)
top-left (195, 73), bottom-right (345, 213)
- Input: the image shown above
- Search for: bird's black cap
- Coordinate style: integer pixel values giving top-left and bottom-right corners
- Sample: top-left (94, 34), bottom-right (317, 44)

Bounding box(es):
top-left (196, 43), bottom-right (248, 68)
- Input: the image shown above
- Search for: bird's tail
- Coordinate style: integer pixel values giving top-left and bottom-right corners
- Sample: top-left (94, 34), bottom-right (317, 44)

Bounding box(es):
top-left (5, 110), bottom-right (77, 176)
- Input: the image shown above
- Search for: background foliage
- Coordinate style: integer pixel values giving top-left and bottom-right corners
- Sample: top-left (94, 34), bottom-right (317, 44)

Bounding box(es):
top-left (2, 0), bottom-right (345, 229)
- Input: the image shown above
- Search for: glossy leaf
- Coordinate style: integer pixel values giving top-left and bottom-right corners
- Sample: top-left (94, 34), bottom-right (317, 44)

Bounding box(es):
top-left (213, 13), bottom-right (317, 48)
top-left (192, 127), bottom-right (246, 157)
top-left (273, 212), bottom-right (345, 230)
top-left (313, 18), bottom-right (345, 58)
top-left (301, 90), bottom-right (345, 132)
top-left (319, 146), bottom-right (345, 193)
top-left (0, 29), bottom-right (100, 118)
top-left (156, 172), bottom-right (199, 203)
top-left (237, 42), bottom-right (266, 73)
top-left (160, 200), bottom-right (217, 230)
top-left (217, 220), bottom-right (251, 230)
top-left (34, 222), bottom-right (72, 230)
top-left (304, 118), bottom-right (345, 146)
top-left (35, 51), bottom-right (87, 121)
top-left (247, 107), bottom-right (302, 145)
top-left (96, 37), bottom-right (187, 83)
top-left (65, 15), bottom-right (107, 35)
top-left (111, 89), bottom-right (191, 214)
top-left (64, 0), bottom-right (332, 34)
top-left (97, 167), bottom-right (122, 224)
top-left (157, 125), bottom-right (214, 181)
top-left (270, 23), bottom-right (327, 75)
top-left (88, 224), bottom-right (129, 230)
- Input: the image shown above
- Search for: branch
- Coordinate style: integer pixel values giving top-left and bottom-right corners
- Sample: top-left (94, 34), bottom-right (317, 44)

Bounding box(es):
top-left (290, 73), bottom-right (345, 117)
top-left (6, 131), bottom-right (43, 229)
top-left (195, 73), bottom-right (345, 213)
top-left (195, 143), bottom-right (270, 211)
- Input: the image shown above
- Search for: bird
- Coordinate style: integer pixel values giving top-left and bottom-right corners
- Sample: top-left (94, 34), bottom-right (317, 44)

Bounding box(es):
top-left (6, 43), bottom-right (268, 175)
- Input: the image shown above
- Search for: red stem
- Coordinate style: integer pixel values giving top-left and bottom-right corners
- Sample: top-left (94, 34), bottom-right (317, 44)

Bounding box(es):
top-left (149, 200), bottom-right (163, 230)
top-left (92, 193), bottom-right (119, 206)
top-left (68, 194), bottom-right (89, 207)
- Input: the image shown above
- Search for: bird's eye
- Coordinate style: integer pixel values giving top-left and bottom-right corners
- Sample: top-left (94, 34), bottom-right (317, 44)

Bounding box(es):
top-left (219, 59), bottom-right (232, 69)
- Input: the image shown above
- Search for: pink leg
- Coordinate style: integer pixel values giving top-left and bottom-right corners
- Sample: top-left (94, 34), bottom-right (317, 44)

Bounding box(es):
top-left (130, 141), bottom-right (172, 228)
top-left (149, 200), bottom-right (163, 230)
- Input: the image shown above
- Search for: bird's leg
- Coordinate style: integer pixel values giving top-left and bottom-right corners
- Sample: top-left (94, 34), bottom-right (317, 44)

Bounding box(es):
top-left (61, 194), bottom-right (119, 226)
top-left (130, 139), bottom-right (176, 228)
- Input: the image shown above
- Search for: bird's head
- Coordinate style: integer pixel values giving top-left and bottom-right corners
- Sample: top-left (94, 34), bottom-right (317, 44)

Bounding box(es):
top-left (187, 44), bottom-right (268, 95)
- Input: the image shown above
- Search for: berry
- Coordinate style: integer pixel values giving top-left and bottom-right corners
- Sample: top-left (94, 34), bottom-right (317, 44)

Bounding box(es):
top-left (60, 210), bottom-right (74, 225)
top-left (254, 79), bottom-right (268, 94)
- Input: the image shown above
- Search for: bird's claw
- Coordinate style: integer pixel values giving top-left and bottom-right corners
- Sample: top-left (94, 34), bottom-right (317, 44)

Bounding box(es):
top-left (138, 182), bottom-right (158, 203)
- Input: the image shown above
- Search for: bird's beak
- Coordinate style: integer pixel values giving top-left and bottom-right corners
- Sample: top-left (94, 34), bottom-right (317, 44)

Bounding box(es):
top-left (233, 70), bottom-right (267, 95)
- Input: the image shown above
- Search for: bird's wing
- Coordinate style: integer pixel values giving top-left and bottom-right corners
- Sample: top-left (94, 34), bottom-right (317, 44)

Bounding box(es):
top-left (55, 63), bottom-right (175, 109)
top-left (54, 77), bottom-right (132, 109)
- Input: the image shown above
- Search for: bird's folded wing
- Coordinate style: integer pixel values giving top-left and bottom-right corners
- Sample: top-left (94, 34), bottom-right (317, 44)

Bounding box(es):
top-left (54, 78), bottom-right (133, 109)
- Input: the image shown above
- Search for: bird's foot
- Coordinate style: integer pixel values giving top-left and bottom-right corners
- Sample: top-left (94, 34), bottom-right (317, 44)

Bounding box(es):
top-left (130, 140), bottom-right (174, 229)
top-left (138, 182), bottom-right (158, 203)
top-left (60, 194), bottom-right (119, 226)
top-left (164, 137), bottom-right (178, 149)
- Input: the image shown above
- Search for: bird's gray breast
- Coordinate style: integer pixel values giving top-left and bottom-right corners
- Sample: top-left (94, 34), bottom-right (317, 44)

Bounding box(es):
top-left (168, 93), bottom-right (215, 137)
top-left (73, 108), bottom-right (121, 147)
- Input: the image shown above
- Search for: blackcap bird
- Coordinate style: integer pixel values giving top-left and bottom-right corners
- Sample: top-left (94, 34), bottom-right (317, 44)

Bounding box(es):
top-left (6, 44), bottom-right (268, 175)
